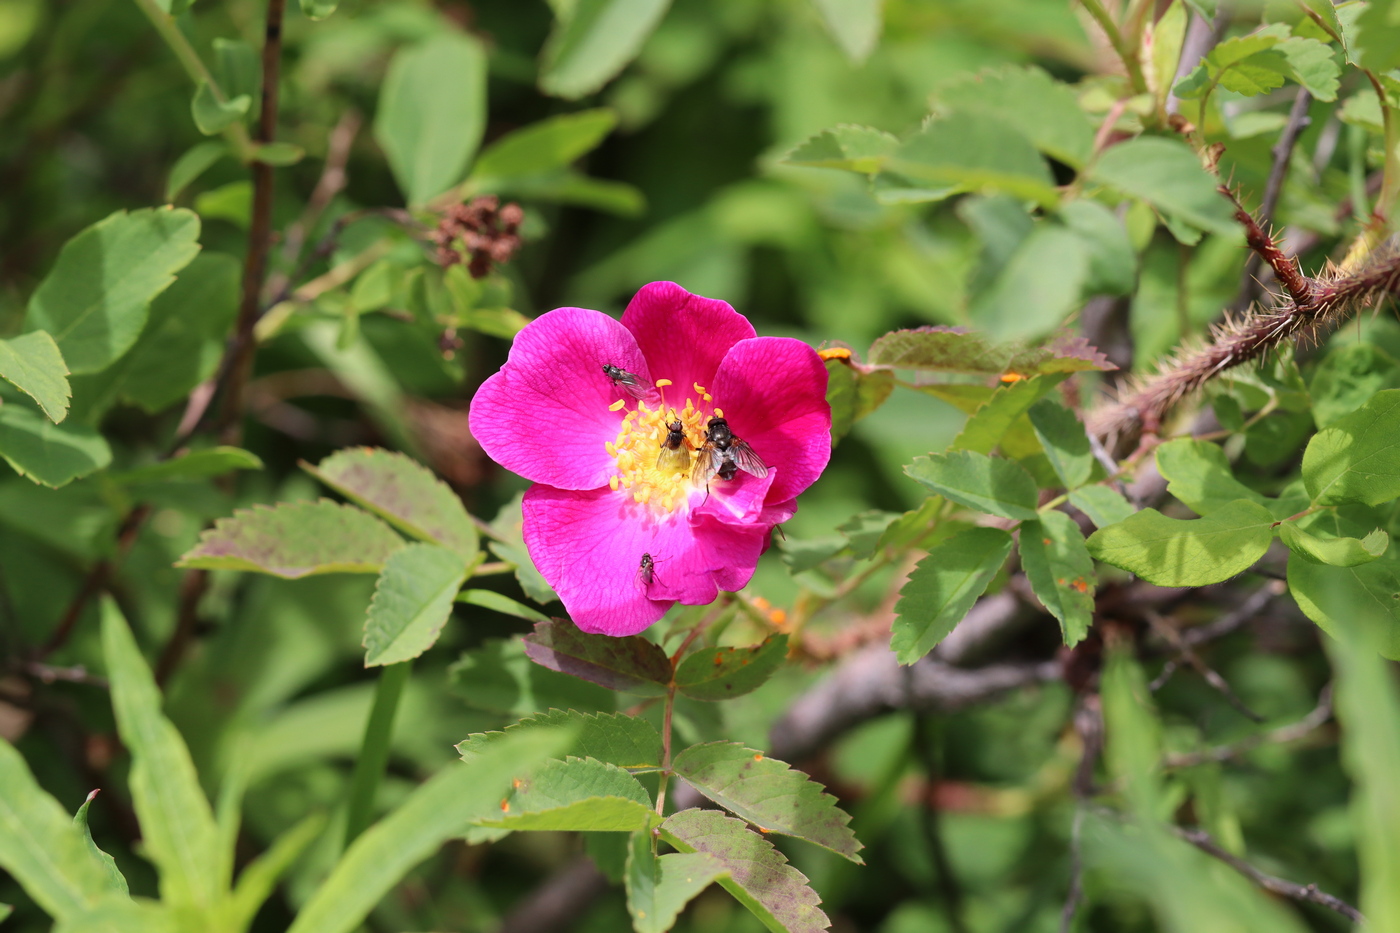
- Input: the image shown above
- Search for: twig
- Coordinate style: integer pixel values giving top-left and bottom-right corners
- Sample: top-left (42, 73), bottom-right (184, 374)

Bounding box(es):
top-left (154, 569), bottom-right (209, 687)
top-left (1144, 610), bottom-right (1264, 722)
top-left (1164, 684), bottom-right (1333, 769)
top-left (20, 662), bottom-right (109, 689)
top-left (1180, 585), bottom-right (1277, 648)
top-left (1233, 88), bottom-right (1313, 311)
top-left (38, 504), bottom-right (152, 659)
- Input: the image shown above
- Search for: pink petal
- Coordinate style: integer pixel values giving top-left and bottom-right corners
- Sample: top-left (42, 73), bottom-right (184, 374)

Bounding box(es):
top-left (692, 465), bottom-right (777, 525)
top-left (621, 282), bottom-right (755, 406)
top-left (711, 336), bottom-right (831, 503)
top-left (469, 307), bottom-right (648, 490)
top-left (522, 484), bottom-right (770, 636)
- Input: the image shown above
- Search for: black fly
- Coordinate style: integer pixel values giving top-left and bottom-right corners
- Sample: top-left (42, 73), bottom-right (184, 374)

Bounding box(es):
top-left (637, 552), bottom-right (661, 591)
top-left (602, 363), bottom-right (651, 401)
top-left (656, 418), bottom-right (693, 474)
top-left (692, 416), bottom-right (768, 486)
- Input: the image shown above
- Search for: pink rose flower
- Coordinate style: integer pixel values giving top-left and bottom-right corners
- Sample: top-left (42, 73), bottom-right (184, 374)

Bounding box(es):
top-left (469, 282), bottom-right (831, 636)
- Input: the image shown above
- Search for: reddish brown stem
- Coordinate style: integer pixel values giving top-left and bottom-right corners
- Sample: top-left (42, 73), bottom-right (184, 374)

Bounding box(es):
top-left (39, 504), bottom-right (152, 659)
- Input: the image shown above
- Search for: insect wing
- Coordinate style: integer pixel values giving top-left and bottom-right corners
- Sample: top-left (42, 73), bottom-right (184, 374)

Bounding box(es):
top-left (603, 364), bottom-right (651, 400)
top-left (729, 439), bottom-right (769, 478)
top-left (691, 443), bottom-right (723, 486)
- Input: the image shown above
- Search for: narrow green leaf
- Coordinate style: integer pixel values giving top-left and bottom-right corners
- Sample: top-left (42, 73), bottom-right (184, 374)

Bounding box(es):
top-left (24, 208), bottom-right (201, 374)
top-left (100, 599), bottom-right (221, 911)
top-left (952, 374), bottom-right (1067, 454)
top-left (304, 447), bottom-right (478, 560)
top-left (287, 727), bottom-right (573, 933)
top-left (1088, 137), bottom-right (1237, 237)
top-left (0, 739), bottom-right (120, 920)
top-left (472, 109), bottom-right (618, 180)
top-left (626, 831), bottom-right (728, 933)
top-left (458, 709), bottom-right (661, 769)
top-left (887, 111), bottom-right (1057, 206)
top-left (892, 527), bottom-right (1014, 664)
top-left (522, 617), bottom-right (671, 696)
top-left (449, 638), bottom-right (615, 717)
top-left (299, 0), bottom-right (338, 19)
top-left (108, 447), bottom-right (262, 485)
top-left (1278, 522), bottom-right (1388, 567)
top-left (1303, 389), bottom-right (1400, 506)
top-left (904, 450), bottom-right (1039, 520)
top-left (1101, 646), bottom-right (1162, 815)
top-left (825, 358), bottom-right (894, 443)
top-left (52, 900), bottom-right (177, 933)
top-left (782, 124), bottom-right (899, 174)
top-left (250, 141), bottom-right (304, 166)
top-left (1069, 485), bottom-right (1135, 528)
top-left (1027, 398), bottom-right (1093, 489)
top-left (810, 0), bottom-right (883, 63)
top-left (0, 331), bottom-right (70, 422)
top-left (933, 65), bottom-right (1095, 168)
top-left (457, 589), bottom-right (548, 622)
top-left (674, 635), bottom-right (788, 702)
top-left (190, 81), bottom-right (250, 134)
top-left (176, 500), bottom-right (406, 577)
top-left (1020, 511), bottom-right (1095, 646)
top-left (363, 543), bottom-right (470, 666)
top-left (166, 143), bottom-right (226, 201)
top-left (659, 808), bottom-right (830, 933)
top-left (475, 757), bottom-right (658, 832)
top-left (375, 33), bottom-right (488, 205)
top-left (1086, 499), bottom-right (1276, 586)
top-left (1156, 438), bottom-right (1271, 516)
top-left (72, 792), bottom-right (127, 898)
top-left (211, 37), bottom-right (258, 104)
top-left (0, 406), bottom-right (112, 489)
top-left (672, 742), bottom-right (862, 862)
top-left (227, 812), bottom-right (327, 933)
top-left (539, 0), bottom-right (673, 99)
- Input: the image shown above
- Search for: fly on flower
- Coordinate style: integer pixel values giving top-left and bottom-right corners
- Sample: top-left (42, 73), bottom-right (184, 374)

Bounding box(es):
top-left (602, 363), bottom-right (651, 400)
top-left (636, 552), bottom-right (660, 591)
top-left (692, 415), bottom-right (768, 485)
top-left (655, 417), bottom-right (694, 474)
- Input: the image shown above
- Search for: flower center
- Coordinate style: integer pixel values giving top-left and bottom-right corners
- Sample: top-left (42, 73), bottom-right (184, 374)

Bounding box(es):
top-left (605, 379), bottom-right (713, 513)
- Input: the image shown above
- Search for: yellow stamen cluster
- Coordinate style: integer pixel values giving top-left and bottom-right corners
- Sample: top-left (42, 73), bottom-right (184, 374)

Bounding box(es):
top-left (605, 379), bottom-right (713, 512)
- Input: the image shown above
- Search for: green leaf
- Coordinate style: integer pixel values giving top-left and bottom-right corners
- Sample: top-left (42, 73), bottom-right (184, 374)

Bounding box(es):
top-left (875, 496), bottom-right (943, 553)
top-left (0, 738), bottom-right (121, 920)
top-left (108, 447), bottom-right (262, 485)
top-left (539, 0), bottom-right (673, 100)
top-left (892, 527), bottom-right (1014, 663)
top-left (72, 792), bottom-right (128, 898)
top-left (24, 208), bottom-right (201, 374)
top-left (952, 374), bottom-right (1067, 454)
top-left (1288, 551), bottom-right (1400, 659)
top-left (810, 0), bottom-right (883, 63)
top-left (472, 109), bottom-right (618, 180)
top-left (474, 757), bottom-right (658, 832)
top-left (1086, 499), bottom-right (1276, 586)
top-left (299, 0), bottom-right (338, 19)
top-left (782, 124), bottom-right (899, 174)
top-left (904, 450), bottom-right (1039, 520)
top-left (887, 111), bottom-right (1057, 207)
top-left (52, 900), bottom-right (177, 933)
top-left (212, 37), bottom-right (258, 104)
top-left (456, 589), bottom-right (549, 622)
top-left (1310, 342), bottom-right (1400, 428)
top-left (659, 808), bottom-right (829, 933)
top-left (165, 141), bottom-right (227, 202)
top-left (838, 510), bottom-right (901, 559)
top-left (675, 635), bottom-right (788, 702)
top-left (672, 741), bottom-right (862, 862)
top-left (287, 727), bottom-right (573, 933)
top-left (522, 617), bottom-right (671, 696)
top-left (1278, 522), bottom-right (1388, 567)
top-left (1020, 510), bottom-right (1095, 646)
top-left (190, 81), bottom-right (250, 134)
top-left (0, 406), bottom-right (112, 488)
top-left (931, 65), bottom-right (1095, 168)
top-left (1060, 199), bottom-right (1137, 295)
top-left (1101, 645), bottom-right (1162, 815)
top-left (176, 499), bottom-right (406, 577)
top-left (867, 327), bottom-right (1116, 377)
top-left (458, 709), bottom-right (661, 769)
top-left (626, 832), bottom-right (728, 933)
top-left (0, 331), bottom-right (70, 422)
top-left (363, 543), bottom-right (470, 666)
top-left (1088, 137), bottom-right (1237, 237)
top-left (1027, 398), bottom-right (1093, 489)
top-left (1303, 389), bottom-right (1400, 506)
top-left (1353, 0), bottom-right (1400, 71)
top-left (250, 141), bottom-right (305, 166)
top-left (1156, 438), bottom-right (1271, 516)
top-left (449, 639), bottom-right (615, 716)
top-left (825, 357), bottom-right (894, 444)
top-left (193, 181), bottom-right (251, 228)
top-left (375, 32), bottom-right (488, 205)
top-left (226, 813), bottom-right (327, 933)
top-left (304, 447), bottom-right (478, 561)
top-left (1069, 485), bottom-right (1135, 528)
top-left (100, 599), bottom-right (221, 911)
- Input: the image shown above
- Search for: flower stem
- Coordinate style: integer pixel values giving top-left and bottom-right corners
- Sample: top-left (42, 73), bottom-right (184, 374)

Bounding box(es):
top-left (1077, 0), bottom-right (1149, 97)
top-left (343, 660), bottom-right (411, 848)
top-left (655, 685), bottom-right (675, 817)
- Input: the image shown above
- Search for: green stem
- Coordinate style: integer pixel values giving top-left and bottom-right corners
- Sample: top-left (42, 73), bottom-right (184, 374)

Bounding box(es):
top-left (1366, 70), bottom-right (1400, 239)
top-left (1077, 0), bottom-right (1149, 96)
top-left (343, 660), bottom-right (412, 848)
top-left (655, 686), bottom-right (675, 817)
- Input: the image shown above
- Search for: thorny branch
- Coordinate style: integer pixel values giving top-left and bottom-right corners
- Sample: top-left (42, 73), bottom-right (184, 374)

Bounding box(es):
top-left (1233, 88), bottom-right (1313, 311)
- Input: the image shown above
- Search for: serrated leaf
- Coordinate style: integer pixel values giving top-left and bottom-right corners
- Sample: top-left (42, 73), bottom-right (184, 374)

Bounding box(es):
top-left (522, 617), bottom-right (671, 696)
top-left (304, 447), bottom-right (478, 560)
top-left (1278, 522), bottom-right (1388, 567)
top-left (659, 808), bottom-right (830, 933)
top-left (1069, 485), bottom-right (1135, 528)
top-left (72, 792), bottom-right (128, 898)
top-left (627, 831), bottom-right (727, 933)
top-left (810, 0), bottom-right (883, 63)
top-left (190, 81), bottom-right (250, 134)
top-left (1156, 438), bottom-right (1271, 516)
top-left (24, 208), bottom-right (201, 374)
top-left (109, 447), bottom-right (262, 485)
top-left (176, 500), bottom-right (406, 577)
top-left (867, 326), bottom-right (1115, 376)
top-left (904, 450), bottom-right (1039, 520)
top-left (952, 374), bottom-right (1067, 454)
top-left (449, 639), bottom-right (615, 716)
top-left (1086, 499), bottom-right (1276, 586)
top-left (1303, 389), bottom-right (1400, 506)
top-left (476, 757), bottom-right (657, 831)
top-left (1088, 137), bottom-right (1237, 237)
top-left (0, 331), bottom-right (69, 422)
top-left (1027, 398), bottom-right (1092, 489)
top-left (672, 742), bottom-right (862, 862)
top-left (0, 406), bottom-right (112, 489)
top-left (838, 510), bottom-right (901, 559)
top-left (933, 65), bottom-right (1095, 168)
top-left (887, 111), bottom-right (1058, 206)
top-left (892, 526), bottom-right (1013, 664)
top-left (363, 543), bottom-right (469, 666)
top-left (100, 600), bottom-right (220, 911)
top-left (1020, 511), bottom-right (1095, 646)
top-left (457, 709), bottom-right (662, 769)
top-left (376, 33), bottom-right (487, 205)
top-left (472, 109), bottom-right (618, 180)
top-left (52, 900), bottom-right (177, 933)
top-left (287, 727), bottom-right (573, 933)
top-left (456, 588), bottom-right (549, 622)
top-left (778, 536), bottom-right (848, 574)
top-left (782, 124), bottom-right (899, 174)
top-left (875, 496), bottom-right (942, 553)
top-left (825, 357), bottom-right (893, 444)
top-left (675, 635), bottom-right (788, 702)
top-left (539, 0), bottom-right (673, 99)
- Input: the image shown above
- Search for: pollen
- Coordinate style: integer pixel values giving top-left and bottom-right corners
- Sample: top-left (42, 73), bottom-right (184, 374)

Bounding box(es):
top-left (606, 379), bottom-right (712, 513)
